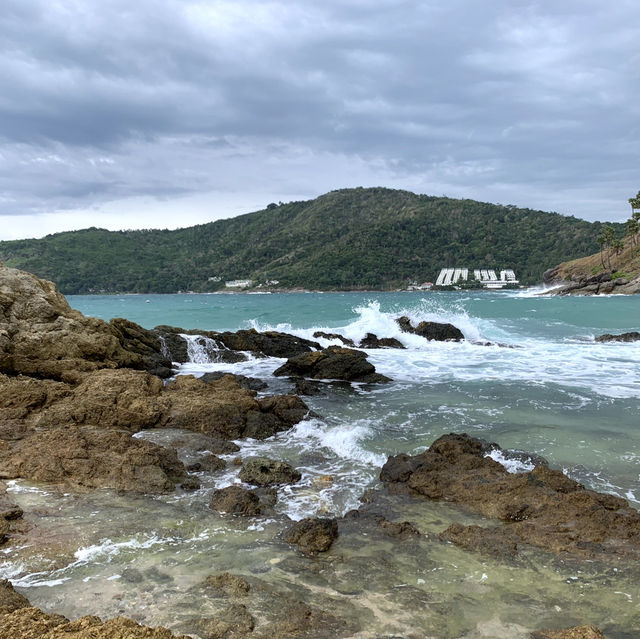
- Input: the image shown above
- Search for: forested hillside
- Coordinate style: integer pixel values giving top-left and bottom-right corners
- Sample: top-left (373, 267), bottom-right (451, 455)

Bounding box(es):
top-left (0, 187), bottom-right (615, 293)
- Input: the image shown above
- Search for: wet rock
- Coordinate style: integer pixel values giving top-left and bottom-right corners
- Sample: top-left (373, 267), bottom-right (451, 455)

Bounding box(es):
top-left (0, 605), bottom-right (189, 638)
top-left (121, 568), bottom-right (144, 584)
top-left (239, 457), bottom-right (301, 486)
top-left (257, 599), bottom-right (349, 639)
top-left (343, 510), bottom-right (420, 540)
top-left (292, 377), bottom-right (326, 396)
top-left (187, 454), bottom-right (226, 473)
top-left (165, 375), bottom-right (309, 440)
top-left (203, 439), bottom-right (242, 455)
top-left (273, 346), bottom-right (391, 383)
top-left (595, 331), bottom-right (640, 343)
top-left (358, 333), bottom-right (405, 349)
top-left (193, 603), bottom-right (255, 639)
top-left (0, 579), bottom-right (30, 614)
top-left (180, 476), bottom-right (201, 490)
top-left (380, 433), bottom-right (640, 559)
top-left (530, 625), bottom-right (607, 639)
top-left (0, 485), bottom-right (23, 544)
top-left (109, 318), bottom-right (174, 378)
top-left (0, 426), bottom-right (187, 493)
top-left (312, 331), bottom-right (355, 347)
top-left (200, 372), bottom-right (268, 392)
top-left (396, 316), bottom-right (464, 341)
top-left (209, 485), bottom-right (262, 516)
top-left (202, 573), bottom-right (251, 597)
top-left (284, 517), bottom-right (339, 554)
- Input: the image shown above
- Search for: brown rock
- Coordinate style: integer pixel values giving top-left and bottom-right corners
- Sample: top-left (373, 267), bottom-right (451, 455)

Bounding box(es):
top-left (595, 331), bottom-right (640, 343)
top-left (380, 433), bottom-right (640, 559)
top-left (0, 426), bottom-right (187, 493)
top-left (396, 316), bottom-right (464, 341)
top-left (202, 573), bottom-right (251, 597)
top-left (358, 333), bottom-right (405, 349)
top-left (273, 347), bottom-right (391, 383)
top-left (209, 485), bottom-right (262, 516)
top-left (0, 605), bottom-right (189, 638)
top-left (530, 625), bottom-right (607, 639)
top-left (0, 579), bottom-right (30, 614)
top-left (187, 454), bottom-right (226, 473)
top-left (239, 458), bottom-right (301, 486)
top-left (193, 603), bottom-right (254, 638)
top-left (285, 517), bottom-right (339, 554)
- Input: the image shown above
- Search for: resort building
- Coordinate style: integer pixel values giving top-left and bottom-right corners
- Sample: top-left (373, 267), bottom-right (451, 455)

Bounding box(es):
top-left (435, 268), bottom-right (518, 289)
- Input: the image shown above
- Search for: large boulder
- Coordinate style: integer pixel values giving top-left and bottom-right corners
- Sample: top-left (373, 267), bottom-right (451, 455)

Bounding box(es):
top-left (273, 346), bottom-right (391, 383)
top-left (0, 426), bottom-right (188, 493)
top-left (396, 316), bottom-right (464, 341)
top-left (164, 375), bottom-right (309, 440)
top-left (381, 433), bottom-right (640, 559)
top-left (209, 485), bottom-right (262, 516)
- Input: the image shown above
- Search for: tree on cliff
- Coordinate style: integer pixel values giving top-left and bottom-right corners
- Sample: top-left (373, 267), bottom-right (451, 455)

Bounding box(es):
top-left (597, 225), bottom-right (616, 269)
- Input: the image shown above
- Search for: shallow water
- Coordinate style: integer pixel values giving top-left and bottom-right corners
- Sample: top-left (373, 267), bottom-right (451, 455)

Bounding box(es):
top-left (3, 290), bottom-right (640, 636)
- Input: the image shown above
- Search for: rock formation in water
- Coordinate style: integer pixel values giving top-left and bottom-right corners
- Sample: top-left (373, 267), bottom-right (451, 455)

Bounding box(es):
top-left (396, 316), bottom-right (464, 341)
top-left (380, 433), bottom-right (640, 559)
top-left (530, 625), bottom-right (607, 639)
top-left (284, 517), bottom-right (339, 554)
top-left (239, 457), bottom-right (302, 486)
top-left (595, 331), bottom-right (640, 343)
top-left (273, 346), bottom-right (391, 383)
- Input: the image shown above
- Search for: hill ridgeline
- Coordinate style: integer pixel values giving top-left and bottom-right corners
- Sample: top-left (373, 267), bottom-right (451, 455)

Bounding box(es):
top-left (0, 187), bottom-right (615, 294)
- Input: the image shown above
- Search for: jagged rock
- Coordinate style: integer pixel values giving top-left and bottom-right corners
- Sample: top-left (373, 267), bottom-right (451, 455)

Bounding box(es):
top-left (312, 331), bottom-right (355, 347)
top-left (0, 605), bottom-right (189, 638)
top-left (343, 510), bottom-right (420, 540)
top-left (396, 316), bottom-right (464, 341)
top-left (595, 331), bottom-right (640, 343)
top-left (0, 579), bottom-right (30, 614)
top-left (164, 375), bottom-right (309, 440)
top-left (0, 485), bottom-right (22, 545)
top-left (380, 433), bottom-right (640, 559)
top-left (179, 476), bottom-right (201, 490)
top-left (210, 485), bottom-right (262, 516)
top-left (284, 517), bottom-right (339, 554)
top-left (201, 573), bottom-right (251, 597)
top-left (530, 625), bottom-right (607, 639)
top-left (187, 454), bottom-right (226, 473)
top-left (257, 599), bottom-right (349, 639)
top-left (200, 372), bottom-right (268, 392)
top-left (0, 265), bottom-right (146, 379)
top-left (239, 457), bottom-right (301, 486)
top-left (192, 604), bottom-right (255, 638)
top-left (292, 378), bottom-right (326, 396)
top-left (273, 346), bottom-right (391, 383)
top-left (0, 426), bottom-right (187, 493)
top-left (358, 333), bottom-right (405, 349)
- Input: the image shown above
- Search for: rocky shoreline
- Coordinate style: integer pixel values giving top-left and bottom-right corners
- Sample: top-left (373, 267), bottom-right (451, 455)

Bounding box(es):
top-left (0, 261), bottom-right (630, 637)
top-left (542, 266), bottom-right (640, 296)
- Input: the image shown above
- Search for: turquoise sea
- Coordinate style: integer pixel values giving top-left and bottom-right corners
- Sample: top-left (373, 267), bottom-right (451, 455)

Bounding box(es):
top-left (3, 289), bottom-right (639, 637)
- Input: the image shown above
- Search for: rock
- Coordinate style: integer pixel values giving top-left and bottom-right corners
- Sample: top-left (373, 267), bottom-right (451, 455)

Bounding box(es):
top-left (0, 264), bottom-right (165, 380)
top-left (202, 573), bottom-right (251, 597)
top-left (164, 375), bottom-right (309, 440)
top-left (312, 332), bottom-right (355, 347)
top-left (0, 579), bottom-right (30, 614)
top-left (200, 372), bottom-right (268, 392)
top-left (0, 484), bottom-right (23, 545)
top-left (0, 606), bottom-right (189, 638)
top-left (380, 432), bottom-right (640, 559)
top-left (284, 517), bottom-right (339, 554)
top-left (180, 476), bottom-right (201, 490)
top-left (187, 454), bottom-right (226, 473)
top-left (343, 510), bottom-right (420, 540)
top-left (396, 316), bottom-right (464, 341)
top-left (0, 426), bottom-right (187, 493)
top-left (273, 346), bottom-right (391, 383)
top-left (109, 318), bottom-right (174, 378)
top-left (358, 333), bottom-right (405, 349)
top-left (530, 625), bottom-right (607, 639)
top-left (209, 485), bottom-right (262, 516)
top-left (292, 378), bottom-right (326, 396)
top-left (259, 599), bottom-right (349, 638)
top-left (595, 331), bottom-right (640, 343)
top-left (192, 604), bottom-right (254, 638)
top-left (239, 457), bottom-right (301, 486)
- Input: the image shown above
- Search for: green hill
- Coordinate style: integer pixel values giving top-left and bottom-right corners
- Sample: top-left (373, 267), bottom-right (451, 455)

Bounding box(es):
top-left (0, 187), bottom-right (617, 293)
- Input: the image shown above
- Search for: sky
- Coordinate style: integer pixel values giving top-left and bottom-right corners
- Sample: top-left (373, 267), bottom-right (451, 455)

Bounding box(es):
top-left (1, 0), bottom-right (639, 241)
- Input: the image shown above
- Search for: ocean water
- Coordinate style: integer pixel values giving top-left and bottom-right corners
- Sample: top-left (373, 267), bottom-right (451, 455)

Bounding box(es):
top-left (3, 290), bottom-right (640, 637)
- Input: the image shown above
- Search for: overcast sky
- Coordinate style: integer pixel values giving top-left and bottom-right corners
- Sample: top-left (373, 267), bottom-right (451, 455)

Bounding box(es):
top-left (1, 0), bottom-right (639, 241)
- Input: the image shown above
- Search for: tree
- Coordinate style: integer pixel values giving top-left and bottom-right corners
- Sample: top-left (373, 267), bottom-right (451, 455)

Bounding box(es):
top-left (612, 238), bottom-right (625, 269)
top-left (626, 217), bottom-right (639, 247)
top-left (597, 224), bottom-right (616, 269)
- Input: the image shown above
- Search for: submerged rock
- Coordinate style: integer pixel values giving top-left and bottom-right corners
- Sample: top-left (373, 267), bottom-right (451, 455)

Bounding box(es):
top-left (201, 573), bottom-right (251, 597)
top-left (239, 457), bottom-right (302, 486)
top-left (396, 316), bottom-right (464, 341)
top-left (284, 517), bottom-right (339, 554)
top-left (0, 426), bottom-right (187, 493)
top-left (273, 346), bottom-right (391, 383)
top-left (530, 625), bottom-right (607, 639)
top-left (200, 371), bottom-right (268, 392)
top-left (192, 603), bottom-right (255, 638)
top-left (380, 432), bottom-right (640, 559)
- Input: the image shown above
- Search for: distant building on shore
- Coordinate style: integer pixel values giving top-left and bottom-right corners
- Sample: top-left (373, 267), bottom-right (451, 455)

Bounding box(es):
top-left (435, 268), bottom-right (518, 289)
top-left (225, 279), bottom-right (254, 288)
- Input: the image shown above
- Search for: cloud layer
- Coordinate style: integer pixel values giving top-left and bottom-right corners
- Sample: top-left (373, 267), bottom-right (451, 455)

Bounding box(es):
top-left (1, 0), bottom-right (639, 239)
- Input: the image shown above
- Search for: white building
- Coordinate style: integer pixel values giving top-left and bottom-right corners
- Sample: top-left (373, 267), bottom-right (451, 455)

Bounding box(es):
top-left (225, 279), bottom-right (254, 288)
top-left (434, 267), bottom-right (518, 289)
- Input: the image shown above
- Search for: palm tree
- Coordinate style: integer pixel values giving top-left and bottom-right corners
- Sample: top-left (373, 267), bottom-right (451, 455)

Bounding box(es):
top-left (612, 238), bottom-right (625, 269)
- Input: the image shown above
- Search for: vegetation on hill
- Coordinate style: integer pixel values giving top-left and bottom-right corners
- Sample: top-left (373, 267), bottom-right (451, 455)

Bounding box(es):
top-left (0, 187), bottom-right (619, 294)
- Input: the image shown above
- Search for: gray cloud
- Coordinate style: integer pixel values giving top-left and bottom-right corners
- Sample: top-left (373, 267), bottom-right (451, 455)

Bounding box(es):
top-left (1, 0), bottom-right (639, 239)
